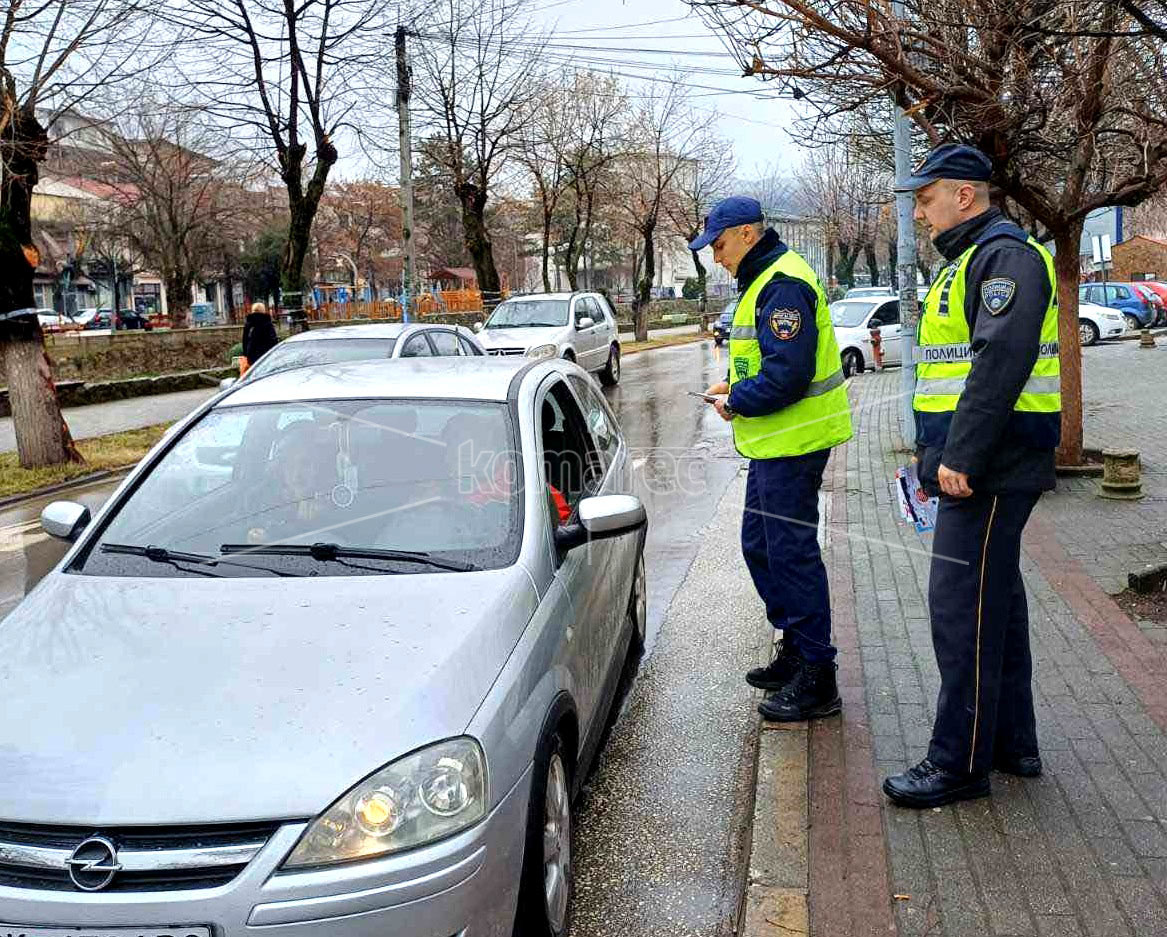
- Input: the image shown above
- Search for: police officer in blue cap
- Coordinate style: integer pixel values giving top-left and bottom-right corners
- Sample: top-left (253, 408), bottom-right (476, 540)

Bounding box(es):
top-left (882, 144), bottom-right (1061, 808)
top-left (694, 196), bottom-right (853, 722)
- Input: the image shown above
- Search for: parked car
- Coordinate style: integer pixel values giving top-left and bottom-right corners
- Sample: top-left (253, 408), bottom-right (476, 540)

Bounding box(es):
top-left (831, 295), bottom-right (904, 376)
top-left (1078, 282), bottom-right (1162, 331)
top-left (843, 286), bottom-right (894, 299)
top-left (221, 322), bottom-right (486, 390)
top-left (1077, 300), bottom-right (1128, 346)
top-left (474, 291), bottom-right (622, 386)
top-left (11, 355), bottom-right (646, 937)
top-left (88, 307), bottom-right (152, 330)
top-left (712, 299), bottom-right (736, 345)
top-left (1133, 280), bottom-right (1167, 325)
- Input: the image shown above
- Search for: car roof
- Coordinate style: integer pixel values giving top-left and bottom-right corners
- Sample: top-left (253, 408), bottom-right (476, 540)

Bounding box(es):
top-left (281, 323), bottom-right (417, 342)
top-left (220, 356), bottom-right (534, 406)
top-left (500, 292), bottom-right (584, 300)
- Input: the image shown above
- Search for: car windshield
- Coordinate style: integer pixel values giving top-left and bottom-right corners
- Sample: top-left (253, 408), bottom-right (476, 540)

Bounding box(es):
top-left (830, 300), bottom-right (880, 328)
top-left (77, 399), bottom-right (522, 578)
top-left (485, 299), bottom-right (570, 328)
top-left (247, 338), bottom-right (397, 380)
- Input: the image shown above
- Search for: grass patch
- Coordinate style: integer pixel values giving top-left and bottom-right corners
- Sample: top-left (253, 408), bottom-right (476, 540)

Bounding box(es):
top-left (622, 333), bottom-right (708, 355)
top-left (0, 422), bottom-right (171, 499)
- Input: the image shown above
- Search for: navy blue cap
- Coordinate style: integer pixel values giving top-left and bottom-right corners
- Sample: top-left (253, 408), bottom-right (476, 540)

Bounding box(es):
top-left (895, 143), bottom-right (993, 192)
top-left (688, 196), bottom-right (764, 251)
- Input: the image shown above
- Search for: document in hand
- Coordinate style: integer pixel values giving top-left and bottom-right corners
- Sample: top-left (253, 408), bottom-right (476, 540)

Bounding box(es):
top-left (892, 463), bottom-right (938, 533)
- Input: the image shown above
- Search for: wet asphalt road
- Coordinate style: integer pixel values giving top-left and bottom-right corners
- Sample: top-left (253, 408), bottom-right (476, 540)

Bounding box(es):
top-left (0, 341), bottom-right (758, 936)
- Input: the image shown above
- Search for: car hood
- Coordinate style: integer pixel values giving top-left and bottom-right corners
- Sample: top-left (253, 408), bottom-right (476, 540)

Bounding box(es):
top-left (478, 325), bottom-right (565, 348)
top-left (0, 567), bottom-right (538, 825)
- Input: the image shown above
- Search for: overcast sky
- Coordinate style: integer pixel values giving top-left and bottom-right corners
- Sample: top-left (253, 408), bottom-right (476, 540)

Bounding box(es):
top-left (530, 0), bottom-right (806, 180)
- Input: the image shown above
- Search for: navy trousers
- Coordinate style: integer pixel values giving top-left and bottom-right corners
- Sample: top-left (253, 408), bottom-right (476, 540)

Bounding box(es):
top-left (927, 491), bottom-right (1041, 777)
top-left (741, 449), bottom-right (836, 664)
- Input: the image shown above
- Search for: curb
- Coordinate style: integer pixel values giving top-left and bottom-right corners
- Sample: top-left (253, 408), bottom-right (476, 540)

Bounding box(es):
top-left (0, 466), bottom-right (134, 510)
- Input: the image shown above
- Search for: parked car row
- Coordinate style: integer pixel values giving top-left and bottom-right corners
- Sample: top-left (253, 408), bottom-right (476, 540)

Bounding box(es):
top-left (1079, 281), bottom-right (1166, 330)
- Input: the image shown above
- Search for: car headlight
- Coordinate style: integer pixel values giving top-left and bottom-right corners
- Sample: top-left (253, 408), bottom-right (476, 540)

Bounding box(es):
top-left (282, 737), bottom-right (487, 868)
top-left (526, 343), bottom-right (558, 359)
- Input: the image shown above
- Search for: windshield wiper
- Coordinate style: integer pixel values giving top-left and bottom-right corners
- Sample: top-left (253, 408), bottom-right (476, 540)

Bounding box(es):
top-left (219, 542), bottom-right (478, 573)
top-left (100, 543), bottom-right (298, 577)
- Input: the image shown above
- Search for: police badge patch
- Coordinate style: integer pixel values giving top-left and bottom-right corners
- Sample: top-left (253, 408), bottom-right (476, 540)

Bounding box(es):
top-left (770, 308), bottom-right (801, 340)
top-left (981, 277), bottom-right (1017, 315)
top-left (733, 357), bottom-right (750, 380)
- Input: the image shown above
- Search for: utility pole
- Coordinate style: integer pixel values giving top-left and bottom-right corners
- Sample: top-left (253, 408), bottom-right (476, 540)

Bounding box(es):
top-left (396, 25), bottom-right (417, 324)
top-left (893, 0), bottom-right (919, 448)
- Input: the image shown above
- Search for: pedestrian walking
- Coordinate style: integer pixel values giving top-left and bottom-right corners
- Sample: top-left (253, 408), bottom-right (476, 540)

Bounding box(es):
top-left (241, 301), bottom-right (279, 373)
top-left (882, 144), bottom-right (1060, 808)
top-left (693, 196), bottom-right (853, 722)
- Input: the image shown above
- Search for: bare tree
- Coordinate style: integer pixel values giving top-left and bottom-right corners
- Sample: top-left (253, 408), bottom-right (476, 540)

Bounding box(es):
top-left (0, 0), bottom-right (156, 468)
top-left (100, 106), bottom-right (247, 328)
top-left (312, 180), bottom-right (402, 298)
top-left (690, 0), bottom-right (1167, 464)
top-left (614, 80), bottom-right (714, 341)
top-left (167, 0), bottom-right (384, 330)
top-left (515, 77), bottom-right (573, 292)
top-left (666, 135), bottom-right (735, 314)
top-left (413, 0), bottom-right (543, 301)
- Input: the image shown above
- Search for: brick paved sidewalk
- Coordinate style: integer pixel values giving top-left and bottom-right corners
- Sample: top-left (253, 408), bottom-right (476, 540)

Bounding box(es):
top-left (809, 365), bottom-right (1167, 937)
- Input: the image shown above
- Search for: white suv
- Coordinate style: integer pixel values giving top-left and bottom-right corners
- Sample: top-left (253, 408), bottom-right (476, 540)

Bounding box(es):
top-left (474, 291), bottom-right (621, 385)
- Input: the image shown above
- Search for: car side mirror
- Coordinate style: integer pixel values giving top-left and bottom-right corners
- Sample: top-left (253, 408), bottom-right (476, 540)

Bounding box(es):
top-left (576, 316), bottom-right (595, 330)
top-left (219, 377), bottom-right (237, 391)
top-left (41, 501), bottom-right (91, 542)
top-left (554, 494), bottom-right (646, 552)
top-left (473, 321), bottom-right (484, 333)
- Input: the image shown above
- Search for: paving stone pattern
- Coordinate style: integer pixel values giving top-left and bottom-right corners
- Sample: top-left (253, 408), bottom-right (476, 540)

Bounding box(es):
top-left (838, 364), bottom-right (1167, 937)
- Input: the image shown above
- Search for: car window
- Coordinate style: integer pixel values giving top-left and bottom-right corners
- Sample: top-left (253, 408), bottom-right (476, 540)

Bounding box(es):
top-left (246, 338), bottom-right (396, 380)
top-left (540, 381), bottom-right (603, 515)
top-left (872, 301), bottom-right (900, 326)
top-left (1109, 286), bottom-right (1130, 301)
top-left (568, 374), bottom-right (619, 470)
top-left (458, 335), bottom-right (483, 356)
top-left (829, 300), bottom-right (881, 328)
top-left (400, 333), bottom-right (434, 357)
top-left (428, 329), bottom-right (460, 356)
top-left (76, 400), bottom-right (522, 578)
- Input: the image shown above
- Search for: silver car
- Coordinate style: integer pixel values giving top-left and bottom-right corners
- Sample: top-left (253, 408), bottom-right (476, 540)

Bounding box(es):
top-left (2, 357), bottom-right (647, 937)
top-left (473, 292), bottom-right (621, 386)
top-left (222, 322), bottom-right (486, 390)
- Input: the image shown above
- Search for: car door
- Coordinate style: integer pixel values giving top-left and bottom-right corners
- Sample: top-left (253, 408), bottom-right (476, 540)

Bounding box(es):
top-left (539, 377), bottom-right (611, 736)
top-left (574, 297), bottom-right (604, 371)
top-left (868, 300), bottom-right (902, 365)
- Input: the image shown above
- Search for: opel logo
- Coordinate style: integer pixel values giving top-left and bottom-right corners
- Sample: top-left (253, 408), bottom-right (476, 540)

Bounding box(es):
top-left (66, 835), bottom-right (122, 891)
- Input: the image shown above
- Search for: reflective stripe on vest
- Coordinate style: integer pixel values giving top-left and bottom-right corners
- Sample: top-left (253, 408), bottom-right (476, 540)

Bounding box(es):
top-left (727, 248), bottom-right (853, 459)
top-left (913, 231), bottom-right (1060, 417)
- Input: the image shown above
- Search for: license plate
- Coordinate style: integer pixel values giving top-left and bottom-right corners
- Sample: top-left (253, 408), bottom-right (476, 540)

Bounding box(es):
top-left (0, 927), bottom-right (210, 937)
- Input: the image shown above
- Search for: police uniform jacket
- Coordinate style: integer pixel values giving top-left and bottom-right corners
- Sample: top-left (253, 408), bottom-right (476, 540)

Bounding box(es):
top-left (916, 208), bottom-right (1057, 497)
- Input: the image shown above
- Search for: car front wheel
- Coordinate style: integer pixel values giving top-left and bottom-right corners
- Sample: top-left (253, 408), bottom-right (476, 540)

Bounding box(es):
top-left (599, 345), bottom-right (620, 386)
top-left (515, 732), bottom-right (573, 937)
top-left (1124, 313), bottom-right (1142, 332)
top-left (1079, 319), bottom-right (1099, 347)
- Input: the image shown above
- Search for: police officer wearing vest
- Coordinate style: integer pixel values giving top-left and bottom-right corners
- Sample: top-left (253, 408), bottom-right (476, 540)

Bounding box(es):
top-left (882, 145), bottom-right (1061, 808)
top-left (691, 197), bottom-right (854, 722)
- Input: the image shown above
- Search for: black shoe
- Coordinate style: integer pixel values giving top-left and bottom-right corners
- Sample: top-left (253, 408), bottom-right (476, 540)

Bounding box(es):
top-left (757, 660), bottom-right (841, 722)
top-left (993, 754), bottom-right (1042, 777)
top-left (746, 640), bottom-right (801, 691)
top-left (882, 759), bottom-right (991, 808)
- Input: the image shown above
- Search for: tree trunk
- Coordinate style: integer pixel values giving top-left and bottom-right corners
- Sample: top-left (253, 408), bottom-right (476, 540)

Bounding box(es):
top-left (633, 222), bottom-right (655, 342)
top-left (837, 241), bottom-right (860, 288)
top-left (166, 274), bottom-right (193, 329)
top-left (864, 241), bottom-right (880, 286)
top-left (827, 239), bottom-right (837, 291)
top-left (280, 137), bottom-right (338, 333)
top-left (224, 267), bottom-right (237, 323)
top-left (888, 236), bottom-right (898, 289)
top-left (1053, 224), bottom-right (1085, 466)
top-left (0, 106), bottom-right (81, 468)
top-left (455, 181), bottom-right (502, 300)
top-left (541, 214), bottom-right (553, 293)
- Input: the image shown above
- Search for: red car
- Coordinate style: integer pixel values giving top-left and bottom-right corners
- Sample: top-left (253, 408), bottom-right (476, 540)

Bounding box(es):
top-left (1135, 281), bottom-right (1167, 325)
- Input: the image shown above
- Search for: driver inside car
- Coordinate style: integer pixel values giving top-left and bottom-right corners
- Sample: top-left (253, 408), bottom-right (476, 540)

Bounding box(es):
top-left (243, 421), bottom-right (338, 545)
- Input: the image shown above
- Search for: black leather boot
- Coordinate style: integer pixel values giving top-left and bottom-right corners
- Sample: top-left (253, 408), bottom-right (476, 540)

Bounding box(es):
top-left (993, 753), bottom-right (1042, 777)
top-left (757, 660), bottom-right (841, 722)
top-left (882, 759), bottom-right (991, 808)
top-left (746, 640), bottom-right (801, 691)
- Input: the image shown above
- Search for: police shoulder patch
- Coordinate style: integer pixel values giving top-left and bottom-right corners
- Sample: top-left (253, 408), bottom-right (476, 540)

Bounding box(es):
top-left (769, 307), bottom-right (801, 340)
top-left (981, 277), bottom-right (1017, 315)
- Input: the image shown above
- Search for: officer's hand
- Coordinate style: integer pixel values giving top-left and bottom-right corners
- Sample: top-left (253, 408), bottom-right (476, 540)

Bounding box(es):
top-left (712, 397), bottom-right (734, 422)
top-left (938, 464), bottom-right (973, 498)
top-left (705, 380), bottom-right (729, 396)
